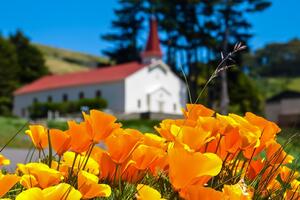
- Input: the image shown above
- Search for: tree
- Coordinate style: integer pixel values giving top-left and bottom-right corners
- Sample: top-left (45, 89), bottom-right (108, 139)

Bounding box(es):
top-left (0, 35), bottom-right (19, 115)
top-left (243, 39), bottom-right (300, 77)
top-left (102, 0), bottom-right (145, 64)
top-left (147, 0), bottom-right (218, 101)
top-left (214, 0), bottom-right (271, 114)
top-left (9, 30), bottom-right (48, 85)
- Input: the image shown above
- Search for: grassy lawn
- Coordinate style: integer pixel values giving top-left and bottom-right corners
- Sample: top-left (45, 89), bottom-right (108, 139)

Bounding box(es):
top-left (0, 117), bottom-right (31, 149)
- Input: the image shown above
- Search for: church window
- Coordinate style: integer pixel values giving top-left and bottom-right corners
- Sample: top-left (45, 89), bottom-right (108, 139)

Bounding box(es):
top-left (137, 99), bottom-right (141, 108)
top-left (62, 94), bottom-right (68, 102)
top-left (79, 91), bottom-right (84, 99)
top-left (95, 90), bottom-right (102, 98)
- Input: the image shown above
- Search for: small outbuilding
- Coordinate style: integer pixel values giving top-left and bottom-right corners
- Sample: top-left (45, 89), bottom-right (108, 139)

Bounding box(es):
top-left (265, 90), bottom-right (300, 127)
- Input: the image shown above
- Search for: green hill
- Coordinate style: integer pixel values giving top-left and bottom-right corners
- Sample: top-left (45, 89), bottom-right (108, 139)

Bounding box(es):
top-left (254, 77), bottom-right (300, 99)
top-left (34, 44), bottom-right (110, 75)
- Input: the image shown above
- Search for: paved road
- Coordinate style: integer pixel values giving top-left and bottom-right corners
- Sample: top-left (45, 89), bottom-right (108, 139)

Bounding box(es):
top-left (1, 148), bottom-right (42, 171)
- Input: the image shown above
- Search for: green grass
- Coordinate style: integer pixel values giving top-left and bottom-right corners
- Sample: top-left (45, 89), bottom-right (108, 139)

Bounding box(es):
top-left (119, 119), bottom-right (160, 133)
top-left (47, 119), bottom-right (160, 133)
top-left (0, 117), bottom-right (31, 148)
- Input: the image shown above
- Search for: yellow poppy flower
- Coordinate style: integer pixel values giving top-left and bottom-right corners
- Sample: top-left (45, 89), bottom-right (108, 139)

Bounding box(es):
top-left (20, 174), bottom-right (38, 189)
top-left (0, 154), bottom-right (10, 166)
top-left (62, 151), bottom-right (99, 175)
top-left (16, 183), bottom-right (82, 200)
top-left (143, 133), bottom-right (167, 150)
top-left (78, 170), bottom-right (111, 198)
top-left (223, 183), bottom-right (252, 200)
top-left (25, 125), bottom-right (48, 149)
top-left (15, 187), bottom-right (43, 200)
top-left (136, 184), bottom-right (165, 200)
top-left (0, 173), bottom-right (20, 197)
top-left (168, 144), bottom-right (222, 190)
top-left (17, 163), bottom-right (63, 189)
top-left (43, 183), bottom-right (82, 200)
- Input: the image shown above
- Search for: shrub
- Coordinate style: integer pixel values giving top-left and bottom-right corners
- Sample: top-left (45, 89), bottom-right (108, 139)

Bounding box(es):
top-left (28, 97), bottom-right (107, 119)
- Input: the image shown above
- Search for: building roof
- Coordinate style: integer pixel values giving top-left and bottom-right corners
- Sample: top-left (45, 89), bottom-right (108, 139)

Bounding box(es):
top-left (14, 62), bottom-right (144, 95)
top-left (141, 18), bottom-right (162, 58)
top-left (267, 90), bottom-right (300, 103)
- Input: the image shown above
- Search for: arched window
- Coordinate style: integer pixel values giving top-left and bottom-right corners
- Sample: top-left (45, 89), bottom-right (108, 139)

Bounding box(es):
top-left (173, 103), bottom-right (177, 111)
top-left (137, 99), bottom-right (141, 108)
top-left (62, 94), bottom-right (68, 102)
top-left (95, 90), bottom-right (102, 98)
top-left (47, 96), bottom-right (52, 103)
top-left (79, 91), bottom-right (84, 99)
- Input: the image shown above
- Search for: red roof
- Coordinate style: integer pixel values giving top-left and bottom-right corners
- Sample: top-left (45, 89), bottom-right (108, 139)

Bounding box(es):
top-left (141, 18), bottom-right (162, 58)
top-left (14, 62), bottom-right (144, 95)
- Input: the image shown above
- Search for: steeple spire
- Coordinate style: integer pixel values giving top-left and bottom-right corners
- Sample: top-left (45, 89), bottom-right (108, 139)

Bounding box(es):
top-left (141, 17), bottom-right (162, 64)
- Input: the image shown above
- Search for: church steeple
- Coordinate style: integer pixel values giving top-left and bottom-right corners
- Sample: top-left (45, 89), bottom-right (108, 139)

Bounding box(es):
top-left (141, 17), bottom-right (162, 64)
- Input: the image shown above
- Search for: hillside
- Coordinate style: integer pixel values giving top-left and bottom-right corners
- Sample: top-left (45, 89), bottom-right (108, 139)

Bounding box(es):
top-left (254, 77), bottom-right (300, 99)
top-left (34, 44), bottom-right (110, 75)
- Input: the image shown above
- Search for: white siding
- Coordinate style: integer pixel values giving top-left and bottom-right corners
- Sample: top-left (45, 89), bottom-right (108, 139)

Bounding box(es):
top-left (13, 81), bottom-right (125, 117)
top-left (125, 61), bottom-right (187, 114)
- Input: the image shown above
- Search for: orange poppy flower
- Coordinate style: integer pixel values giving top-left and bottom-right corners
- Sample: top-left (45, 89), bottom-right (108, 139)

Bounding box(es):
top-left (25, 125), bottom-right (48, 149)
top-left (266, 141), bottom-right (294, 165)
top-left (90, 147), bottom-right (116, 180)
top-left (67, 121), bottom-right (91, 153)
top-left (175, 125), bottom-right (213, 151)
top-left (280, 166), bottom-right (299, 183)
top-left (136, 184), bottom-right (165, 200)
top-left (49, 129), bottom-right (71, 156)
top-left (0, 173), bottom-right (20, 198)
top-left (244, 112), bottom-right (281, 142)
top-left (217, 114), bottom-right (261, 149)
top-left (180, 185), bottom-right (224, 200)
top-left (155, 119), bottom-right (196, 141)
top-left (129, 144), bottom-right (166, 170)
top-left (78, 170), bottom-right (111, 199)
top-left (285, 180), bottom-right (300, 200)
top-left (168, 144), bottom-right (222, 190)
top-left (0, 154), bottom-right (10, 166)
top-left (83, 109), bottom-right (121, 143)
top-left (105, 128), bottom-right (142, 164)
top-left (17, 163), bottom-right (63, 189)
top-left (183, 104), bottom-right (215, 121)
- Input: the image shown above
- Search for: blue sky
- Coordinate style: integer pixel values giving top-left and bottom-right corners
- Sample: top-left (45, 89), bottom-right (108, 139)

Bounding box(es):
top-left (0, 0), bottom-right (299, 56)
